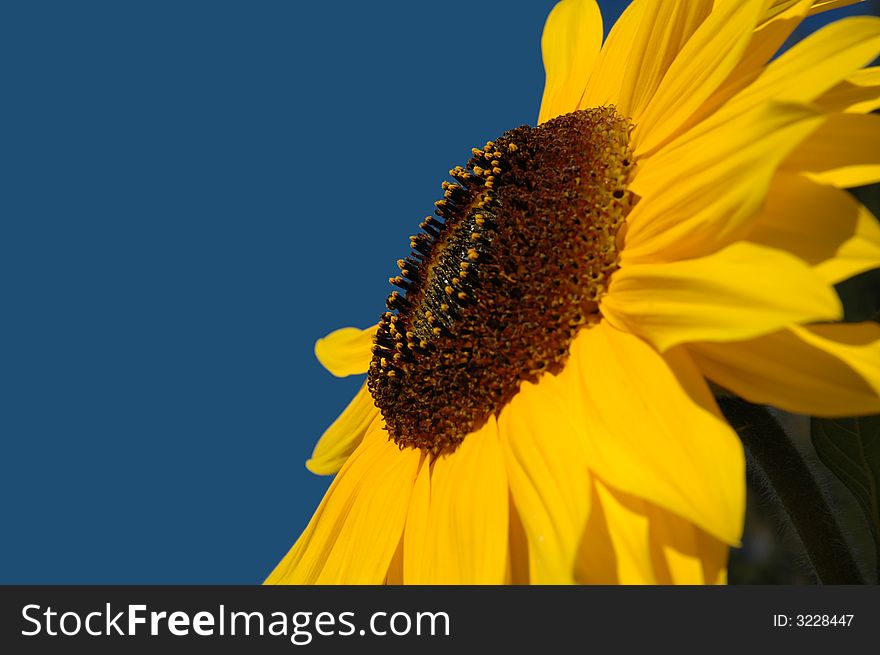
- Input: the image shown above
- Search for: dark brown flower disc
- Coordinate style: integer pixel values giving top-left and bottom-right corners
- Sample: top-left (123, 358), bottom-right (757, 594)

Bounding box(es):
top-left (368, 108), bottom-right (636, 455)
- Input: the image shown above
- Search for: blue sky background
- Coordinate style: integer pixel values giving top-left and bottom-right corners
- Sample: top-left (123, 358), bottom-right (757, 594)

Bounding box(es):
top-left (1, 1), bottom-right (877, 583)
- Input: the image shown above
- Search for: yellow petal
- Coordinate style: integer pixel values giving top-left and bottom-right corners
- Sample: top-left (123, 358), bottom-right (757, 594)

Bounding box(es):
top-left (603, 242), bottom-right (843, 351)
top-left (805, 0), bottom-right (864, 14)
top-left (431, 419), bottom-right (508, 584)
top-left (672, 0), bottom-right (813, 142)
top-left (538, 0), bottom-right (603, 124)
top-left (579, 480), bottom-right (657, 584)
top-left (562, 321), bottom-right (745, 545)
top-left (498, 373), bottom-right (591, 584)
top-left (782, 112), bottom-right (880, 187)
top-left (689, 322), bottom-right (880, 417)
top-left (384, 538), bottom-right (404, 585)
top-left (507, 497), bottom-right (532, 584)
top-left (574, 481), bottom-right (618, 583)
top-left (622, 0), bottom-right (715, 121)
top-left (576, 480), bottom-right (729, 584)
top-left (759, 0), bottom-right (809, 23)
top-left (581, 0), bottom-right (713, 116)
top-left (632, 0), bottom-right (767, 156)
top-left (762, 0), bottom-right (863, 21)
top-left (314, 325), bottom-right (376, 377)
top-left (403, 418), bottom-right (509, 584)
top-left (646, 500), bottom-right (729, 585)
top-left (264, 427), bottom-right (420, 584)
top-left (624, 102), bottom-right (823, 264)
top-left (401, 457), bottom-right (432, 583)
top-left (712, 16), bottom-right (880, 124)
top-left (306, 383), bottom-right (379, 475)
top-left (816, 67), bottom-right (880, 114)
top-left (746, 173), bottom-right (880, 284)
top-left (752, 0), bottom-right (813, 59)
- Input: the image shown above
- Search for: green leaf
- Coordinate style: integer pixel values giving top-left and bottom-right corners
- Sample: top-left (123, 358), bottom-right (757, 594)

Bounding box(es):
top-left (811, 415), bottom-right (880, 576)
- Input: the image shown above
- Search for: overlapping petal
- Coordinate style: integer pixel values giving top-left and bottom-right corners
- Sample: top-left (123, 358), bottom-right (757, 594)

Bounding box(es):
top-left (708, 16), bottom-right (880, 125)
top-left (560, 321), bottom-right (744, 545)
top-left (577, 480), bottom-right (657, 584)
top-left (782, 112), bottom-right (880, 187)
top-left (669, 13), bottom-right (880, 152)
top-left (745, 173), bottom-right (880, 284)
top-left (816, 67), bottom-right (880, 114)
top-left (581, 0), bottom-right (713, 117)
top-left (576, 480), bottom-right (728, 584)
top-left (403, 418), bottom-right (509, 584)
top-left (265, 427), bottom-right (421, 584)
top-left (624, 102), bottom-right (823, 264)
top-left (631, 0), bottom-right (767, 156)
top-left (763, 0), bottom-right (863, 22)
top-left (603, 242), bottom-right (843, 351)
top-left (670, 0), bottom-right (814, 147)
top-left (689, 323), bottom-right (880, 417)
top-left (498, 374), bottom-right (591, 583)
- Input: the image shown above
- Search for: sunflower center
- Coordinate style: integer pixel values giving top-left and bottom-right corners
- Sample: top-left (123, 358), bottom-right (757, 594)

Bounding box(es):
top-left (368, 108), bottom-right (635, 455)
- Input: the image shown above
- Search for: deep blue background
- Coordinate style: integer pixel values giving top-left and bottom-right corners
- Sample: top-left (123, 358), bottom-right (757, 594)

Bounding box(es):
top-left (1, 1), bottom-right (875, 583)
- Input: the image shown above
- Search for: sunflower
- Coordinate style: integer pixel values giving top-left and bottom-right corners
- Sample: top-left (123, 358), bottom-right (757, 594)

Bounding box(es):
top-left (266, 0), bottom-right (880, 584)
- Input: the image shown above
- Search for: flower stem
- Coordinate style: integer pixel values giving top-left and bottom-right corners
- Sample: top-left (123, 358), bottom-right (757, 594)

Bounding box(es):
top-left (719, 398), bottom-right (864, 584)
